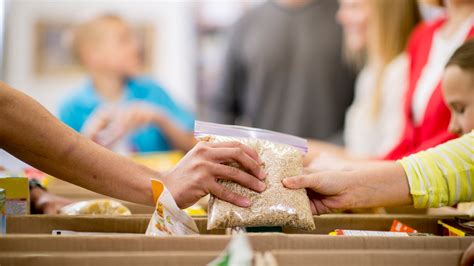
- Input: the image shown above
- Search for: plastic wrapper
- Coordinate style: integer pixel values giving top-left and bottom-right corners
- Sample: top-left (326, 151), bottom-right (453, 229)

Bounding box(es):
top-left (195, 121), bottom-right (315, 231)
top-left (208, 229), bottom-right (253, 266)
top-left (146, 179), bottom-right (199, 236)
top-left (59, 199), bottom-right (131, 215)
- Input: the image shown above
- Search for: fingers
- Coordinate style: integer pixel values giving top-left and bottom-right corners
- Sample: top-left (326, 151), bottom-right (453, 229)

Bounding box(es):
top-left (209, 147), bottom-right (265, 180)
top-left (209, 182), bottom-right (251, 207)
top-left (211, 163), bottom-right (266, 193)
top-left (82, 115), bottom-right (109, 141)
top-left (208, 141), bottom-right (261, 164)
top-left (282, 174), bottom-right (319, 190)
top-left (309, 200), bottom-right (317, 215)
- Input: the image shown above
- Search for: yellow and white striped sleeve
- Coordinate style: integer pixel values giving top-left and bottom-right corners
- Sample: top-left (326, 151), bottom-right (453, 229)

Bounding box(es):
top-left (398, 131), bottom-right (474, 208)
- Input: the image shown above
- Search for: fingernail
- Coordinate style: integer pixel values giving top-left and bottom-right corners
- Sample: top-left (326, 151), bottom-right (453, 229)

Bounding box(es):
top-left (259, 170), bottom-right (266, 180)
top-left (258, 181), bottom-right (266, 192)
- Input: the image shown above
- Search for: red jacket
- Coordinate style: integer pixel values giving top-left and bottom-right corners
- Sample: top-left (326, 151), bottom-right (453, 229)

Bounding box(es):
top-left (384, 18), bottom-right (474, 160)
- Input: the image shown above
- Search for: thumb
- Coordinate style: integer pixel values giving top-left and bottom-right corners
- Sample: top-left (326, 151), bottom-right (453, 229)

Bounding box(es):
top-left (283, 174), bottom-right (319, 189)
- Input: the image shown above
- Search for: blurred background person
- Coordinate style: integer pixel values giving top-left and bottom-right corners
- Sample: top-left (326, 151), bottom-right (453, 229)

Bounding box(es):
top-left (307, 0), bottom-right (421, 160)
top-left (284, 38), bottom-right (474, 215)
top-left (383, 0), bottom-right (474, 160)
top-left (59, 15), bottom-right (196, 154)
top-left (418, 0), bottom-right (446, 21)
top-left (209, 0), bottom-right (355, 143)
top-left (309, 0), bottom-right (473, 165)
top-left (341, 0), bottom-right (420, 157)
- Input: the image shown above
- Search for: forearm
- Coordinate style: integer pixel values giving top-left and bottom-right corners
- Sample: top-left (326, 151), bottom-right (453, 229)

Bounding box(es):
top-left (153, 114), bottom-right (197, 152)
top-left (306, 139), bottom-right (348, 163)
top-left (0, 82), bottom-right (156, 206)
top-left (347, 162), bottom-right (413, 209)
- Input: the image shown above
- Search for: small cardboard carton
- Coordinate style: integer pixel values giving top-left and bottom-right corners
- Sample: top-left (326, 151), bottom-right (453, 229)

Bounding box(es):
top-left (0, 177), bottom-right (29, 215)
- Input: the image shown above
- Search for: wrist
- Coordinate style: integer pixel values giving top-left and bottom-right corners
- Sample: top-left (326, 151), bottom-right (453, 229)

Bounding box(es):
top-left (350, 163), bottom-right (412, 209)
top-left (152, 111), bottom-right (167, 126)
top-left (30, 187), bottom-right (48, 213)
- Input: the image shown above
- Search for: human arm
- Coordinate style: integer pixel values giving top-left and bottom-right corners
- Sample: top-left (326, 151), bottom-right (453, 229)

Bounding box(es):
top-left (82, 103), bottom-right (197, 152)
top-left (0, 82), bottom-right (266, 208)
top-left (283, 162), bottom-right (412, 214)
top-left (398, 132), bottom-right (474, 208)
top-left (304, 139), bottom-right (350, 166)
top-left (30, 186), bottom-right (73, 214)
top-left (284, 133), bottom-right (474, 214)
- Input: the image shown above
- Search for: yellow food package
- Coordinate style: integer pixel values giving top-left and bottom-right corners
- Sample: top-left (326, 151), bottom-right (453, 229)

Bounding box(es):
top-left (0, 177), bottom-right (30, 215)
top-left (146, 179), bottom-right (199, 236)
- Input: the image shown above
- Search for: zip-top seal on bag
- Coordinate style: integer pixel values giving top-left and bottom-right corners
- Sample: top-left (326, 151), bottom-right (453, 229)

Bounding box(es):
top-left (195, 121), bottom-right (315, 231)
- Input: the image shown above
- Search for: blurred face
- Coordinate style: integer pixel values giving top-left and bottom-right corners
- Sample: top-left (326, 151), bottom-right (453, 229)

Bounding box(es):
top-left (442, 65), bottom-right (474, 135)
top-left (86, 20), bottom-right (142, 76)
top-left (336, 0), bottom-right (370, 53)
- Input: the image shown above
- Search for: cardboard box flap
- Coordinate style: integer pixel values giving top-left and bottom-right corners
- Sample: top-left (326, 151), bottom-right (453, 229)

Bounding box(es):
top-left (0, 249), bottom-right (465, 266)
top-left (1, 234), bottom-right (473, 252)
top-left (0, 251), bottom-right (219, 266)
top-left (7, 214), bottom-right (466, 235)
top-left (270, 249), bottom-right (463, 266)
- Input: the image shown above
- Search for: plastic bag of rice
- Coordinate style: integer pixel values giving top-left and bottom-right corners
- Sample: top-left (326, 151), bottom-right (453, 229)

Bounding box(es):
top-left (195, 121), bottom-right (315, 231)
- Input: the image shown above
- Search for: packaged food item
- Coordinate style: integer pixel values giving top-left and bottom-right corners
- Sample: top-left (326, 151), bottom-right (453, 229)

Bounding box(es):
top-left (184, 204), bottom-right (207, 216)
top-left (390, 219), bottom-right (417, 233)
top-left (146, 179), bottom-right (199, 236)
top-left (195, 121), bottom-right (315, 231)
top-left (0, 188), bottom-right (6, 234)
top-left (208, 229), bottom-right (253, 266)
top-left (329, 229), bottom-right (410, 237)
top-left (438, 218), bottom-right (474, 236)
top-left (0, 177), bottom-right (29, 215)
top-left (59, 199), bottom-right (131, 215)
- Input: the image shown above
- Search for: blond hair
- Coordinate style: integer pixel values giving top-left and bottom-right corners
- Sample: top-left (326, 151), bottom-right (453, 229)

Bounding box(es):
top-left (368, 0), bottom-right (421, 119)
top-left (71, 14), bottom-right (124, 64)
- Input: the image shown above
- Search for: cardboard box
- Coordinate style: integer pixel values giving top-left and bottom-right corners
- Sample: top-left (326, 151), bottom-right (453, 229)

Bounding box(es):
top-left (7, 214), bottom-right (466, 235)
top-left (268, 249), bottom-right (464, 266)
top-left (1, 234), bottom-right (472, 253)
top-left (0, 177), bottom-right (29, 215)
top-left (0, 239), bottom-right (469, 266)
top-left (0, 251), bottom-right (219, 266)
top-left (0, 250), bottom-right (465, 266)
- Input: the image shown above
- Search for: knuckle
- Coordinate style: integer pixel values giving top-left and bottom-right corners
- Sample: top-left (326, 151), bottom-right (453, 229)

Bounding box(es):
top-left (226, 165), bottom-right (240, 177)
top-left (194, 143), bottom-right (209, 156)
top-left (232, 148), bottom-right (244, 157)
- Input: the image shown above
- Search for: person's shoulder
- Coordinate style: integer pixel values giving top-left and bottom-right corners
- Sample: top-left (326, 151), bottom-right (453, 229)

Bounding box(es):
top-left (406, 17), bottom-right (446, 56)
top-left (129, 76), bottom-right (165, 92)
top-left (232, 2), bottom-right (268, 31)
top-left (411, 17), bottom-right (446, 41)
top-left (60, 82), bottom-right (95, 109)
top-left (128, 76), bottom-right (169, 99)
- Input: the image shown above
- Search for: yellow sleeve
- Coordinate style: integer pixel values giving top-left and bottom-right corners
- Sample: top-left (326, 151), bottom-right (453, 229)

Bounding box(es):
top-left (398, 132), bottom-right (474, 208)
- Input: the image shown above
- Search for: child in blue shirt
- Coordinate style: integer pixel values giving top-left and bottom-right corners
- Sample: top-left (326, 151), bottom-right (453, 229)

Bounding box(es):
top-left (59, 15), bottom-right (196, 153)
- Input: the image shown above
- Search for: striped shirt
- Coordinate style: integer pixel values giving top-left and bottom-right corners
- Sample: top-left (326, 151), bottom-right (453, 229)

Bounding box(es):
top-left (398, 131), bottom-right (474, 208)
